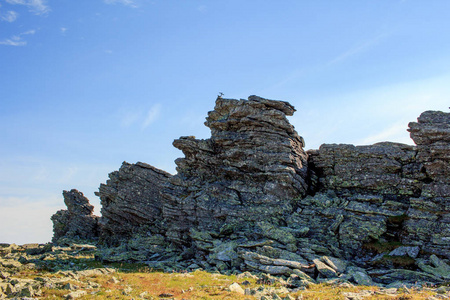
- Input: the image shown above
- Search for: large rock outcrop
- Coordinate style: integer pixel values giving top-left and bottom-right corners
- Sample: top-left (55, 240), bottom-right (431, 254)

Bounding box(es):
top-left (95, 162), bottom-right (172, 244)
top-left (51, 189), bottom-right (99, 242)
top-left (161, 95), bottom-right (309, 244)
top-left (51, 97), bottom-right (450, 286)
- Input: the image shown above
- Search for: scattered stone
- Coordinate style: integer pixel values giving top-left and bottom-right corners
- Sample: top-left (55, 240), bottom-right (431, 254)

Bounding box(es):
top-left (228, 282), bottom-right (245, 294)
top-left (65, 290), bottom-right (87, 299)
top-left (388, 246), bottom-right (420, 258)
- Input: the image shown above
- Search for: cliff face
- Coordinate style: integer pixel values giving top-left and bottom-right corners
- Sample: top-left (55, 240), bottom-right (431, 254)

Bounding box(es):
top-left (51, 97), bottom-right (450, 285)
top-left (162, 96), bottom-right (309, 244)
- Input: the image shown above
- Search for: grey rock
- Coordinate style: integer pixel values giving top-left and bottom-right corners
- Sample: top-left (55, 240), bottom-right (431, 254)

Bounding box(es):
top-left (162, 96), bottom-right (309, 244)
top-left (51, 189), bottom-right (99, 242)
top-left (388, 246), bottom-right (420, 258)
top-left (418, 254), bottom-right (450, 279)
top-left (347, 267), bottom-right (374, 286)
top-left (320, 256), bottom-right (348, 273)
top-left (228, 282), bottom-right (245, 294)
top-left (313, 259), bottom-right (337, 278)
top-left (96, 162), bottom-right (172, 243)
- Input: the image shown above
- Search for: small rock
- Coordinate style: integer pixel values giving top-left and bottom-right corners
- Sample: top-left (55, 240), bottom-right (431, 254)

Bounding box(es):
top-left (388, 246), bottom-right (420, 258)
top-left (159, 292), bottom-right (174, 297)
top-left (123, 286), bottom-right (133, 295)
top-left (0, 271), bottom-right (10, 279)
top-left (228, 282), bottom-right (245, 294)
top-left (321, 256), bottom-right (348, 273)
top-left (65, 290), bottom-right (87, 299)
top-left (347, 267), bottom-right (373, 286)
top-left (63, 283), bottom-right (78, 290)
top-left (108, 277), bottom-right (120, 284)
top-left (313, 259), bottom-right (337, 278)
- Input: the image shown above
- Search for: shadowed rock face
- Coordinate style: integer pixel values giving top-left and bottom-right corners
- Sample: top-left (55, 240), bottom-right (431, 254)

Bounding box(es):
top-left (95, 162), bottom-right (172, 244)
top-left (161, 96), bottom-right (309, 244)
top-left (51, 189), bottom-right (99, 242)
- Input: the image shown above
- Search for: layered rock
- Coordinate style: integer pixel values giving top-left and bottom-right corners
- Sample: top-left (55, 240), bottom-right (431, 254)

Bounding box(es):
top-left (95, 161), bottom-right (172, 244)
top-left (403, 111), bottom-right (450, 258)
top-left (161, 95), bottom-right (309, 244)
top-left (305, 111), bottom-right (450, 259)
top-left (51, 189), bottom-right (99, 242)
top-left (50, 97), bottom-right (450, 286)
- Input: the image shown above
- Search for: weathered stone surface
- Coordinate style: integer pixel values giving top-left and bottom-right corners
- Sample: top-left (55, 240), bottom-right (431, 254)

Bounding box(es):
top-left (96, 162), bottom-right (172, 243)
top-left (50, 97), bottom-right (450, 286)
top-left (51, 190), bottom-right (99, 242)
top-left (162, 96), bottom-right (309, 244)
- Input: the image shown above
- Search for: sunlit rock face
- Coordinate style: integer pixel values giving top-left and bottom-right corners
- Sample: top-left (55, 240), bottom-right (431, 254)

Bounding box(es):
top-left (162, 95), bottom-right (309, 244)
top-left (51, 189), bottom-right (99, 242)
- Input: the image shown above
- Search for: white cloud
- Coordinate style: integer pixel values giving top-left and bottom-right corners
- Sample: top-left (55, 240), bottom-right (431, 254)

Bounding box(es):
top-left (103, 0), bottom-right (138, 8)
top-left (142, 103), bottom-right (161, 129)
top-left (0, 29), bottom-right (35, 46)
top-left (0, 36), bottom-right (26, 46)
top-left (5, 0), bottom-right (49, 15)
top-left (0, 10), bottom-right (18, 22)
top-left (60, 27), bottom-right (67, 34)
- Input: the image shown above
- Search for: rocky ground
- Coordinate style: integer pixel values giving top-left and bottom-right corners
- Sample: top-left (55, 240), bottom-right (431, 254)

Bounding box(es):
top-left (1, 242), bottom-right (449, 300)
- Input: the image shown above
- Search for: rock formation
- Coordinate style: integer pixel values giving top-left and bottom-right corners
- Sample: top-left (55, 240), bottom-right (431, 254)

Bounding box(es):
top-left (162, 95), bottom-right (309, 244)
top-left (95, 162), bottom-right (172, 244)
top-left (51, 96), bottom-right (450, 286)
top-left (51, 189), bottom-right (99, 242)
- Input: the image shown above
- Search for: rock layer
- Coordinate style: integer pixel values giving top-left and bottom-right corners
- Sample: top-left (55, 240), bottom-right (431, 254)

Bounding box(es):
top-left (161, 96), bottom-right (309, 244)
top-left (95, 161), bottom-right (172, 244)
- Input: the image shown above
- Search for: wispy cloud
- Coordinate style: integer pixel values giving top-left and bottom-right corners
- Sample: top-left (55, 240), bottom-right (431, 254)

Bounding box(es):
top-left (60, 27), bottom-right (67, 34)
top-left (142, 103), bottom-right (161, 129)
top-left (103, 0), bottom-right (138, 8)
top-left (0, 29), bottom-right (35, 46)
top-left (328, 33), bottom-right (389, 66)
top-left (0, 10), bottom-right (18, 22)
top-left (5, 0), bottom-right (50, 15)
top-left (197, 5), bottom-right (207, 13)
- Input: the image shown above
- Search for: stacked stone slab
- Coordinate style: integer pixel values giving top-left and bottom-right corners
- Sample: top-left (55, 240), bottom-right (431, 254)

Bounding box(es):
top-left (306, 111), bottom-right (450, 259)
top-left (403, 111), bottom-right (450, 258)
top-left (162, 95), bottom-right (309, 245)
top-left (51, 189), bottom-right (99, 242)
top-left (95, 162), bottom-right (172, 244)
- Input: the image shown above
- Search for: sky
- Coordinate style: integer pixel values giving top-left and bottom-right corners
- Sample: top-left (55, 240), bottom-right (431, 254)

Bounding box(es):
top-left (1, 0), bottom-right (450, 244)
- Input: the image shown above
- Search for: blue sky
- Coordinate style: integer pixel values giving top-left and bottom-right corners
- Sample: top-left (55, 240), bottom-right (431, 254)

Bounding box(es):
top-left (1, 0), bottom-right (449, 244)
